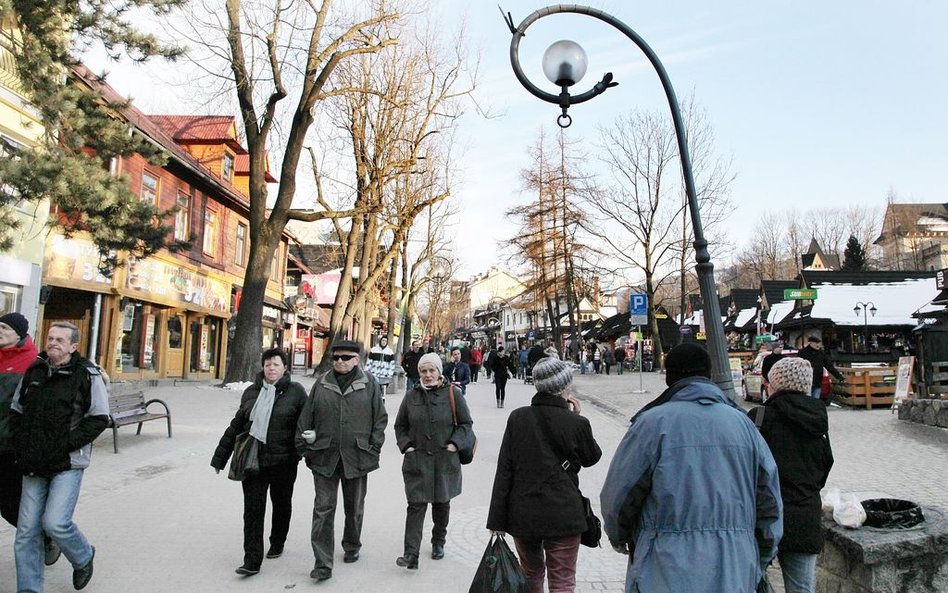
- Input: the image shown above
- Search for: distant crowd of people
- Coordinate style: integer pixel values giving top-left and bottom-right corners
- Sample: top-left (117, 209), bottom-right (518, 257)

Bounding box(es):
top-left (0, 312), bottom-right (834, 593)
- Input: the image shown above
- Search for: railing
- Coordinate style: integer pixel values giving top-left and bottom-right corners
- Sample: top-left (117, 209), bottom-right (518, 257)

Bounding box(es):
top-left (0, 25), bottom-right (24, 94)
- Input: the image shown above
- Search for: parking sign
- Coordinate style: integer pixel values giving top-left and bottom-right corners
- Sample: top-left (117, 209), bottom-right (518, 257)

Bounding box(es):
top-left (630, 293), bottom-right (648, 326)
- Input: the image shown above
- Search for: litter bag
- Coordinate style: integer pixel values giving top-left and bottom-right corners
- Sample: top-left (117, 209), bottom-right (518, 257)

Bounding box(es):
top-left (469, 535), bottom-right (531, 593)
top-left (833, 492), bottom-right (867, 528)
top-left (228, 431), bottom-right (260, 481)
top-left (861, 498), bottom-right (925, 529)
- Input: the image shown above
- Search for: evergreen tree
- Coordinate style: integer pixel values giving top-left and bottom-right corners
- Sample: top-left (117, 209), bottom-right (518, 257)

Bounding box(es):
top-left (842, 234), bottom-right (867, 271)
top-left (0, 1), bottom-right (188, 270)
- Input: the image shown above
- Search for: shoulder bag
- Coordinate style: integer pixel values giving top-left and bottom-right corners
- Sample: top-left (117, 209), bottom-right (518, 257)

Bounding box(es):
top-left (532, 408), bottom-right (601, 547)
top-left (228, 431), bottom-right (260, 481)
top-left (447, 385), bottom-right (477, 464)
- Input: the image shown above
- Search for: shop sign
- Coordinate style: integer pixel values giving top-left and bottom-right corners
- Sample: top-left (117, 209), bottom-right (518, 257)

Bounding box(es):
top-left (262, 305), bottom-right (280, 321)
top-left (783, 288), bottom-right (818, 300)
top-left (300, 272), bottom-right (340, 305)
top-left (937, 269), bottom-right (947, 290)
top-left (44, 235), bottom-right (113, 288)
top-left (126, 257), bottom-right (229, 313)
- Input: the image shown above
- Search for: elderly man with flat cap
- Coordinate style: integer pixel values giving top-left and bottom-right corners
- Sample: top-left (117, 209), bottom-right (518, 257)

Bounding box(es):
top-left (600, 343), bottom-right (783, 593)
top-left (296, 340), bottom-right (388, 582)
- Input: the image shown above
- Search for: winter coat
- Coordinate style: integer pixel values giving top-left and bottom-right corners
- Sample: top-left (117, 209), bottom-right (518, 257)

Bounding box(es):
top-left (761, 352), bottom-right (784, 381)
top-left (443, 361), bottom-right (471, 389)
top-left (10, 352), bottom-right (110, 477)
top-left (211, 371), bottom-right (307, 471)
top-left (487, 393), bottom-right (601, 537)
top-left (395, 381), bottom-right (474, 503)
top-left (798, 346), bottom-right (844, 387)
top-left (489, 353), bottom-right (515, 378)
top-left (614, 347), bottom-right (627, 363)
top-left (470, 349), bottom-right (483, 366)
top-left (366, 346), bottom-right (396, 384)
top-left (600, 376), bottom-right (783, 593)
top-left (750, 390), bottom-right (834, 553)
top-left (603, 349), bottom-right (614, 364)
top-left (0, 335), bottom-right (38, 453)
top-left (401, 349), bottom-right (422, 379)
top-left (296, 367), bottom-right (387, 479)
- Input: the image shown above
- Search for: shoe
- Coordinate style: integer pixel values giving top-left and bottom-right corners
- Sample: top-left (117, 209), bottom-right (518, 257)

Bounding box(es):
top-left (343, 550), bottom-right (360, 563)
top-left (235, 565), bottom-right (260, 576)
top-left (395, 553), bottom-right (419, 569)
top-left (431, 544), bottom-right (444, 560)
top-left (44, 537), bottom-right (61, 566)
top-left (265, 545), bottom-right (284, 559)
top-left (310, 568), bottom-right (332, 581)
top-left (73, 546), bottom-right (95, 590)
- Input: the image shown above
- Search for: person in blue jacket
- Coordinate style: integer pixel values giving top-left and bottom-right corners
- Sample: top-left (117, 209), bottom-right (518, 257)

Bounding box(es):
top-left (442, 347), bottom-right (471, 394)
top-left (600, 343), bottom-right (783, 593)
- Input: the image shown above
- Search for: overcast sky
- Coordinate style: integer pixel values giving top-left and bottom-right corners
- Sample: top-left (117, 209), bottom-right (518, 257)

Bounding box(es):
top-left (87, 1), bottom-right (948, 281)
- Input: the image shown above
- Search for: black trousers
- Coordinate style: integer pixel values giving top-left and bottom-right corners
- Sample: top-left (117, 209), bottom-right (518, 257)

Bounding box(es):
top-left (403, 501), bottom-right (450, 557)
top-left (310, 464), bottom-right (368, 571)
top-left (241, 462), bottom-right (298, 569)
top-left (495, 375), bottom-right (509, 402)
top-left (0, 452), bottom-right (20, 527)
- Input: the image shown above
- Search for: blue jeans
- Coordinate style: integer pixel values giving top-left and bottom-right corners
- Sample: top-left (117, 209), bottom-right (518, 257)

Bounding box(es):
top-left (406, 377), bottom-right (418, 392)
top-left (16, 470), bottom-right (94, 593)
top-left (810, 386), bottom-right (822, 398)
top-left (778, 551), bottom-right (817, 593)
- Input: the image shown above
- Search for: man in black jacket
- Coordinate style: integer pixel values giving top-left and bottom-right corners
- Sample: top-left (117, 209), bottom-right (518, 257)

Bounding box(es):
top-left (760, 342), bottom-right (785, 391)
top-left (797, 336), bottom-right (845, 399)
top-left (749, 357), bottom-right (833, 593)
top-left (401, 340), bottom-right (422, 393)
top-left (11, 322), bottom-right (110, 592)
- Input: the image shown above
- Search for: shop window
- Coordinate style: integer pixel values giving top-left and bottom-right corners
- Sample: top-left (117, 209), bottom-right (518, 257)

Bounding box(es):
top-left (235, 222), bottom-right (247, 267)
top-left (119, 302), bottom-right (158, 373)
top-left (203, 208), bottom-right (218, 256)
top-left (0, 282), bottom-right (22, 315)
top-left (141, 171), bottom-right (159, 204)
top-left (174, 192), bottom-right (190, 241)
top-left (190, 317), bottom-right (221, 373)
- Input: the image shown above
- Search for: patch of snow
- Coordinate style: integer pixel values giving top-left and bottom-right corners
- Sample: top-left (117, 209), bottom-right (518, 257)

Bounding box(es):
top-left (766, 301), bottom-right (795, 325)
top-left (735, 307), bottom-right (758, 328)
top-left (810, 278), bottom-right (938, 326)
top-left (224, 381), bottom-right (253, 391)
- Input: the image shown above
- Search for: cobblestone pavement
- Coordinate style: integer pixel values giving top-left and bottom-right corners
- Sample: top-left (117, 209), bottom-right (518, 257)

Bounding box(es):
top-left (0, 369), bottom-right (943, 593)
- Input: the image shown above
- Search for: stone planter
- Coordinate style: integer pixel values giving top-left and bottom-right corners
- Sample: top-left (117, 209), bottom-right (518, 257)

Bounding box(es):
top-left (817, 506), bottom-right (948, 592)
top-left (897, 399), bottom-right (948, 428)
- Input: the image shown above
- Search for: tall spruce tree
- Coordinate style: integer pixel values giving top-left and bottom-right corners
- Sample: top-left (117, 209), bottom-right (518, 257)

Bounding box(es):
top-left (842, 234), bottom-right (867, 271)
top-left (0, 1), bottom-right (188, 268)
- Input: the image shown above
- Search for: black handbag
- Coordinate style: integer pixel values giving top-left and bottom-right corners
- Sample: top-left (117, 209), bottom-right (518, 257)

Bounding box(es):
top-left (447, 385), bottom-right (477, 464)
top-left (532, 409), bottom-right (601, 548)
top-left (227, 431), bottom-right (260, 481)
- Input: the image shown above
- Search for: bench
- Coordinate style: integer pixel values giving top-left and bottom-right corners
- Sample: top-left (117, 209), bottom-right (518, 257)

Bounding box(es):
top-left (108, 391), bottom-right (172, 453)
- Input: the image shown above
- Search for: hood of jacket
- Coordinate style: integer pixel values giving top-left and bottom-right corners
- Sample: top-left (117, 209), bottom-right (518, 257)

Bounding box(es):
top-left (0, 335), bottom-right (39, 374)
top-left (764, 391), bottom-right (829, 435)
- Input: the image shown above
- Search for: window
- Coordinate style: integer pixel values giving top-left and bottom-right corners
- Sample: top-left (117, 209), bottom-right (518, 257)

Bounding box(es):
top-left (141, 171), bottom-right (159, 204)
top-left (235, 222), bottom-right (247, 267)
top-left (222, 153), bottom-right (235, 181)
top-left (203, 208), bottom-right (218, 256)
top-left (174, 192), bottom-right (190, 241)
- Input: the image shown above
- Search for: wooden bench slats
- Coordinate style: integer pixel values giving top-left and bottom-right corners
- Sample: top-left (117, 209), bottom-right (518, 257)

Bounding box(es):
top-left (107, 391), bottom-right (172, 453)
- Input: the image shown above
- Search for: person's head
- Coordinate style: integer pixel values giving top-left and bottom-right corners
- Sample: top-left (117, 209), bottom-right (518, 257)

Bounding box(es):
top-left (410, 340), bottom-right (420, 352)
top-left (497, 346), bottom-right (505, 355)
top-left (417, 352), bottom-right (443, 388)
top-left (46, 321), bottom-right (80, 366)
top-left (807, 336), bottom-right (822, 350)
top-left (330, 340), bottom-right (362, 374)
top-left (261, 347), bottom-right (288, 384)
top-left (0, 312), bottom-right (28, 349)
top-left (664, 343), bottom-right (712, 386)
top-left (450, 347), bottom-right (461, 362)
top-left (378, 336), bottom-right (388, 348)
top-left (768, 357), bottom-right (813, 394)
top-left (771, 342), bottom-right (783, 354)
top-left (533, 356), bottom-right (573, 398)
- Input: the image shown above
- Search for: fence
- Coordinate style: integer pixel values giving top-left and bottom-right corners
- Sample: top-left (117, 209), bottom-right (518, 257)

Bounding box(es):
top-left (833, 366), bottom-right (897, 409)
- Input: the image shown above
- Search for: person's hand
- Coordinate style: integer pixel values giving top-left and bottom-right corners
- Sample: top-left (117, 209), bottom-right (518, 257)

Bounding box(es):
top-left (491, 530), bottom-right (505, 537)
top-left (301, 429), bottom-right (316, 444)
top-left (566, 395), bottom-right (582, 414)
top-left (446, 442), bottom-right (458, 452)
top-left (611, 541), bottom-right (629, 555)
top-left (405, 446), bottom-right (416, 453)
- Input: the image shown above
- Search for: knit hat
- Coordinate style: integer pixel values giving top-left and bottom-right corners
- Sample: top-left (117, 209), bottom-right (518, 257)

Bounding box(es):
top-left (0, 313), bottom-right (28, 339)
top-left (768, 357), bottom-right (813, 394)
top-left (417, 352), bottom-right (443, 375)
top-left (533, 356), bottom-right (572, 395)
top-left (664, 343), bottom-right (712, 386)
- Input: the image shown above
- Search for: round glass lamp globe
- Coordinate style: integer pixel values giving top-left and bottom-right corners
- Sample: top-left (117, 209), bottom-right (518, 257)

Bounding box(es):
top-left (542, 40), bottom-right (588, 87)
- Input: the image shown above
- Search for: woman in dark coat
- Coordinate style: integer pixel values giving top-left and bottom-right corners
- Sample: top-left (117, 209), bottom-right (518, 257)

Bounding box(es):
top-left (490, 346), bottom-right (516, 408)
top-left (487, 356), bottom-right (602, 593)
top-left (211, 348), bottom-right (307, 576)
top-left (394, 352), bottom-right (475, 570)
top-left (749, 357), bottom-right (833, 593)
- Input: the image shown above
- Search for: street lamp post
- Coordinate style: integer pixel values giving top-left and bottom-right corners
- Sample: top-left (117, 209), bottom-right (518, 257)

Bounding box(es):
top-left (853, 301), bottom-right (877, 353)
top-left (502, 5), bottom-right (735, 399)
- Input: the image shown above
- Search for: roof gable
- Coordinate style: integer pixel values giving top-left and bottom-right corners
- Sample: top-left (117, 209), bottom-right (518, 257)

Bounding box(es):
top-left (149, 115), bottom-right (247, 153)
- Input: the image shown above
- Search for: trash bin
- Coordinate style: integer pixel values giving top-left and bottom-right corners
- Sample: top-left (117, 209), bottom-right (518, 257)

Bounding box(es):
top-left (861, 498), bottom-right (925, 529)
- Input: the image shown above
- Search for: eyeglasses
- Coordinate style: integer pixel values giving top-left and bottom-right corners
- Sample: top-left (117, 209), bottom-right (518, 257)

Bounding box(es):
top-left (332, 354), bottom-right (358, 362)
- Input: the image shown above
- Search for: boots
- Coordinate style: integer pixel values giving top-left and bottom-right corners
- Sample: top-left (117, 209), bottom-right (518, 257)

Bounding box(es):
top-left (396, 553), bottom-right (419, 569)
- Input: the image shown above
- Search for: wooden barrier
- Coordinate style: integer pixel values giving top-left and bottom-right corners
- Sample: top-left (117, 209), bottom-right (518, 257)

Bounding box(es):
top-left (927, 361), bottom-right (948, 398)
top-left (833, 366), bottom-right (897, 409)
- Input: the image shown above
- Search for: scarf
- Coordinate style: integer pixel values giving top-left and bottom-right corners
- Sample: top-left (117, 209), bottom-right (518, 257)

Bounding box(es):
top-left (249, 381), bottom-right (277, 443)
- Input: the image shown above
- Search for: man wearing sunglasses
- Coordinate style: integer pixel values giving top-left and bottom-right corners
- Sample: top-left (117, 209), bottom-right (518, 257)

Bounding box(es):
top-left (296, 340), bottom-right (388, 582)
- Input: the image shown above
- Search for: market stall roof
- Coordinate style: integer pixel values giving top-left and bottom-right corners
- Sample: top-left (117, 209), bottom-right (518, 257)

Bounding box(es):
top-left (765, 300), bottom-right (795, 326)
top-left (779, 278), bottom-right (939, 328)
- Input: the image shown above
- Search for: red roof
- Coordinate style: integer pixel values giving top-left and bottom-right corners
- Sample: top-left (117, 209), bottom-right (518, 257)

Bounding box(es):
top-left (236, 153), bottom-right (277, 183)
top-left (149, 115), bottom-right (246, 153)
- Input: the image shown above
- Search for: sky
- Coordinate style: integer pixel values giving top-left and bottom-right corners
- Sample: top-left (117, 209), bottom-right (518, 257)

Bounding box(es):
top-left (85, 1), bottom-right (948, 281)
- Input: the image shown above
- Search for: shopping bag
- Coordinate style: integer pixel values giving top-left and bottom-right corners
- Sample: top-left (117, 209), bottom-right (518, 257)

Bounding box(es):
top-left (468, 534), bottom-right (531, 593)
top-left (580, 495), bottom-right (602, 548)
top-left (227, 431), bottom-right (260, 481)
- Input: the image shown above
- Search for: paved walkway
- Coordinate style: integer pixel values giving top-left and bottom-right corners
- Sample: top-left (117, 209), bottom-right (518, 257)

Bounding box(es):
top-left (0, 369), bottom-right (944, 592)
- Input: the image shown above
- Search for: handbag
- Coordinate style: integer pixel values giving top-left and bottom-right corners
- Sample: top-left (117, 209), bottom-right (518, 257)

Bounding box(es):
top-left (227, 431), bottom-right (260, 481)
top-left (468, 534), bottom-right (531, 593)
top-left (532, 408), bottom-right (601, 548)
top-left (447, 384), bottom-right (477, 464)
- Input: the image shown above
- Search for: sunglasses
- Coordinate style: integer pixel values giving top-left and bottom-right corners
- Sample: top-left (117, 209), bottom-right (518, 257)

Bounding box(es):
top-left (332, 354), bottom-right (358, 362)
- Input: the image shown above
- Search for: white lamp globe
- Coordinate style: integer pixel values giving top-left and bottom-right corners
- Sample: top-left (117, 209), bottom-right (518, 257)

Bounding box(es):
top-left (542, 40), bottom-right (588, 87)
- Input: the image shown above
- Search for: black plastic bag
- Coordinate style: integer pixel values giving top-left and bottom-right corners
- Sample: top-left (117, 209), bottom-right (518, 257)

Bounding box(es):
top-left (469, 535), bottom-right (531, 593)
top-left (228, 431), bottom-right (260, 481)
top-left (580, 495), bottom-right (602, 548)
top-left (861, 498), bottom-right (925, 529)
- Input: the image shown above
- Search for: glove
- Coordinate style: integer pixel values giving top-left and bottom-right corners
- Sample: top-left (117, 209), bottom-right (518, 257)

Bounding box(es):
top-left (611, 541), bottom-right (629, 555)
top-left (301, 429), bottom-right (316, 444)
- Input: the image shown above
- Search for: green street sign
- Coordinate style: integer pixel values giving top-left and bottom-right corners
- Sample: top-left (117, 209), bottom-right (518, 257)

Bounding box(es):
top-left (755, 334), bottom-right (776, 344)
top-left (784, 288), bottom-right (818, 300)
